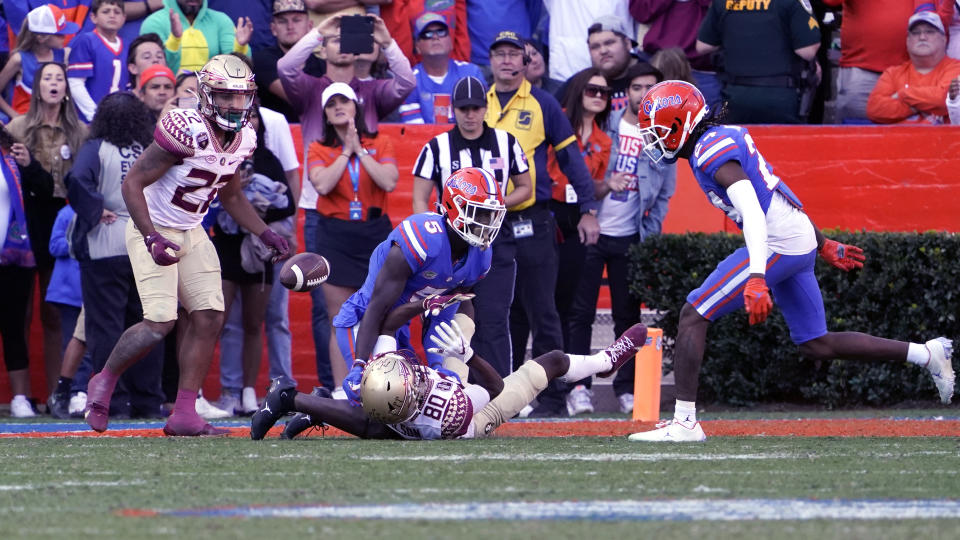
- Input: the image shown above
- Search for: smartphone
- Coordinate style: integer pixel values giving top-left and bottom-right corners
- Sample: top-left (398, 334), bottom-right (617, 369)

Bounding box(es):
top-left (339, 15), bottom-right (374, 55)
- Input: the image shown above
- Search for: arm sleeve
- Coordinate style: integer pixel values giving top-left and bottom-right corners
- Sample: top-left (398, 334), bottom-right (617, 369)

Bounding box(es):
top-left (726, 179), bottom-right (768, 275)
top-left (277, 28), bottom-right (325, 113)
top-left (641, 163), bottom-right (676, 238)
top-left (372, 42), bottom-right (417, 118)
top-left (411, 140), bottom-right (439, 183)
top-left (398, 87), bottom-right (425, 124)
top-left (68, 79), bottom-right (97, 123)
top-left (787, 2), bottom-right (821, 49)
top-left (48, 208), bottom-right (74, 257)
top-left (866, 68), bottom-right (913, 123)
top-left (948, 92), bottom-right (960, 125)
top-left (64, 139), bottom-right (105, 231)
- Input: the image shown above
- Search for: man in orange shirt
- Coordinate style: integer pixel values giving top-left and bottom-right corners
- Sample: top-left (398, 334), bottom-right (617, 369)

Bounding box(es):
top-left (866, 10), bottom-right (960, 124)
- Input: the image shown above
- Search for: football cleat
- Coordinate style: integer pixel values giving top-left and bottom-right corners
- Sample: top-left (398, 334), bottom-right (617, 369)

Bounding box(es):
top-left (598, 323), bottom-right (648, 378)
top-left (47, 392), bottom-right (71, 419)
top-left (250, 378), bottom-right (298, 440)
top-left (281, 386), bottom-right (331, 440)
top-left (84, 372), bottom-right (114, 432)
top-left (68, 391), bottom-right (87, 418)
top-left (565, 385), bottom-right (594, 416)
top-left (618, 393), bottom-right (635, 415)
top-left (925, 337), bottom-right (955, 404)
top-left (628, 419), bottom-right (706, 443)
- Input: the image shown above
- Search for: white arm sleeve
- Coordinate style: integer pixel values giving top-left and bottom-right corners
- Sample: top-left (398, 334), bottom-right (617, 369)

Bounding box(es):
top-left (726, 179), bottom-right (769, 275)
top-left (947, 92), bottom-right (960, 125)
top-left (372, 334), bottom-right (398, 357)
top-left (68, 78), bottom-right (97, 122)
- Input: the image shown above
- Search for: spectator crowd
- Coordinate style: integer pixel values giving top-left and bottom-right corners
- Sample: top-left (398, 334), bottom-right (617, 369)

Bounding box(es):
top-left (1, 0), bottom-right (959, 419)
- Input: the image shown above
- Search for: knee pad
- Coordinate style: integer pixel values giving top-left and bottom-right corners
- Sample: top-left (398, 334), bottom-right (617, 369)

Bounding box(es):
top-left (471, 361), bottom-right (548, 438)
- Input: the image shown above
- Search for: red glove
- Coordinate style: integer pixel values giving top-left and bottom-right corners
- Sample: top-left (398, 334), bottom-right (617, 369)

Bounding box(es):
top-left (259, 228), bottom-right (290, 263)
top-left (422, 291), bottom-right (476, 317)
top-left (819, 238), bottom-right (865, 272)
top-left (144, 231), bottom-right (180, 266)
top-left (743, 276), bottom-right (773, 325)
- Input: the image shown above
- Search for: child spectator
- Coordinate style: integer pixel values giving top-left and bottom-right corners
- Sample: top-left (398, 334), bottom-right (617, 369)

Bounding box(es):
top-left (0, 5), bottom-right (77, 118)
top-left (398, 12), bottom-right (484, 124)
top-left (44, 204), bottom-right (84, 417)
top-left (126, 33), bottom-right (167, 90)
top-left (68, 0), bottom-right (130, 122)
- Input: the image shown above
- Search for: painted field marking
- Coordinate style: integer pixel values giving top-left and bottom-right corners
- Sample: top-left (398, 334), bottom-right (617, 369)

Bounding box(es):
top-left (125, 499), bottom-right (960, 521)
top-left (357, 452), bottom-right (795, 462)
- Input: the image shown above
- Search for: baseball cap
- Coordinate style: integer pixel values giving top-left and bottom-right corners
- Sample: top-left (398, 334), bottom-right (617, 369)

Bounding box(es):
top-left (908, 10), bottom-right (946, 34)
top-left (413, 12), bottom-right (450, 38)
top-left (27, 4), bottom-right (80, 35)
top-left (588, 14), bottom-right (637, 47)
top-left (490, 30), bottom-right (525, 51)
top-left (321, 82), bottom-right (358, 108)
top-left (272, 0), bottom-right (307, 16)
top-left (139, 64), bottom-right (175, 89)
top-left (452, 76), bottom-right (486, 108)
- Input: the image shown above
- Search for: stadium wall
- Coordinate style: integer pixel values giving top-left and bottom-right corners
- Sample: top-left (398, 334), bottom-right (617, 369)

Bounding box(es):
top-left (5, 125), bottom-right (959, 403)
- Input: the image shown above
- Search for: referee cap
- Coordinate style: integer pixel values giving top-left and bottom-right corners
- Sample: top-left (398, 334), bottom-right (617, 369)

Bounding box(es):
top-left (452, 76), bottom-right (487, 108)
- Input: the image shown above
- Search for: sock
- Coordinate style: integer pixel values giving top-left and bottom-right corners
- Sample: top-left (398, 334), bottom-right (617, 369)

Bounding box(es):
top-left (906, 342), bottom-right (930, 367)
top-left (674, 399), bottom-right (697, 425)
top-left (56, 376), bottom-right (73, 397)
top-left (98, 367), bottom-right (121, 389)
top-left (559, 353), bottom-right (611, 383)
top-left (173, 389), bottom-right (199, 417)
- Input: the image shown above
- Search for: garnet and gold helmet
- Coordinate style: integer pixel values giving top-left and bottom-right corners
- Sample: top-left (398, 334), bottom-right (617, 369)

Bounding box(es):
top-left (197, 54), bottom-right (257, 132)
top-left (360, 351), bottom-right (429, 424)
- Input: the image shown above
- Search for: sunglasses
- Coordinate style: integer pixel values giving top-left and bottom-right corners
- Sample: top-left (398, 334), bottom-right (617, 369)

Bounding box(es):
top-left (419, 28), bottom-right (449, 40)
top-left (583, 84), bottom-right (611, 99)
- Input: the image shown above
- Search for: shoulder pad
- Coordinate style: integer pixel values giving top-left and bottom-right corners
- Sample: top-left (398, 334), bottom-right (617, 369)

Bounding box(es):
top-left (155, 109), bottom-right (208, 158)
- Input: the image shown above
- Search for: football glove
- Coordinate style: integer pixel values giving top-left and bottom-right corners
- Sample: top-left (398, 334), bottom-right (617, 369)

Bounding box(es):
top-left (422, 292), bottom-right (475, 317)
top-left (259, 228), bottom-right (291, 263)
top-left (427, 320), bottom-right (474, 363)
top-left (342, 359), bottom-right (366, 406)
top-left (819, 238), bottom-right (865, 272)
top-left (144, 231), bottom-right (181, 266)
top-left (743, 276), bottom-right (773, 325)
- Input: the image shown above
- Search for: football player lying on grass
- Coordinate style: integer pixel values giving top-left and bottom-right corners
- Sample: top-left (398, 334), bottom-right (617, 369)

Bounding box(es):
top-left (250, 297), bottom-right (648, 440)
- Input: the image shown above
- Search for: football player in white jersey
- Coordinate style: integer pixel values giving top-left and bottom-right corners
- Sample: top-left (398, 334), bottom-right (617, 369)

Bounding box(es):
top-left (84, 55), bottom-right (290, 436)
top-left (249, 294), bottom-right (648, 440)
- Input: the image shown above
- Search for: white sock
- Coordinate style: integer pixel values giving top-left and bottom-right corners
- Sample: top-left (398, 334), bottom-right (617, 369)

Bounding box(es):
top-left (906, 342), bottom-right (930, 367)
top-left (559, 353), bottom-right (611, 383)
top-left (674, 399), bottom-right (697, 425)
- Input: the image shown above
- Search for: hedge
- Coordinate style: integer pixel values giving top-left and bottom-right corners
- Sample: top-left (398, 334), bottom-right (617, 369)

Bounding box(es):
top-left (627, 231), bottom-right (959, 407)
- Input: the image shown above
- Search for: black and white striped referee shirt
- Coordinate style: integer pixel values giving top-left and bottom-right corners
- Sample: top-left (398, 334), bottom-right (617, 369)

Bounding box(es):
top-left (412, 123), bottom-right (529, 196)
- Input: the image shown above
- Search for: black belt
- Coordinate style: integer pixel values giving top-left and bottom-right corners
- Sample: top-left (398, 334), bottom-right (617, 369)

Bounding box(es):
top-left (727, 75), bottom-right (797, 88)
top-left (506, 201), bottom-right (550, 221)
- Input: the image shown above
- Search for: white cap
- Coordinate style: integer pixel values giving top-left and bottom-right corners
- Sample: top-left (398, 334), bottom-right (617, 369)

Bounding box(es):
top-left (908, 10), bottom-right (946, 35)
top-left (27, 4), bottom-right (80, 35)
top-left (321, 82), bottom-right (358, 108)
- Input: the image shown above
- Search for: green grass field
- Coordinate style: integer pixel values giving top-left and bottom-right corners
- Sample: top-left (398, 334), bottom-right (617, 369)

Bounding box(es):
top-left (1, 419), bottom-right (959, 540)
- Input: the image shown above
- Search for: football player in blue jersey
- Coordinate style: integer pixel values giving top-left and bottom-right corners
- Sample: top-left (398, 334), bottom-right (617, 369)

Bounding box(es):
top-left (628, 81), bottom-right (955, 443)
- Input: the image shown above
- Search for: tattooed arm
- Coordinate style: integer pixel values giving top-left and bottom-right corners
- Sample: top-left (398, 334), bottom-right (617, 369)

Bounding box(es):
top-left (121, 142), bottom-right (181, 237)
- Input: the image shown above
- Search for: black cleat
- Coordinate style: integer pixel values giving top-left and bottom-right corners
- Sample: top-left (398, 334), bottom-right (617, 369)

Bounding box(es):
top-left (250, 377), bottom-right (297, 440)
top-left (281, 386), bottom-right (330, 440)
top-left (47, 392), bottom-right (71, 419)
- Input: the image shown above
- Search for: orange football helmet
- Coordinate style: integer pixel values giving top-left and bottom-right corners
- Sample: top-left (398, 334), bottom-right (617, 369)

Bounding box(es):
top-left (639, 80), bottom-right (709, 163)
top-left (440, 167), bottom-right (506, 249)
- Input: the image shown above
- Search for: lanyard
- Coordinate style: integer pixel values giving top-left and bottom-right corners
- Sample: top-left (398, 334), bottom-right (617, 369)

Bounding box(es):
top-left (346, 155), bottom-right (361, 201)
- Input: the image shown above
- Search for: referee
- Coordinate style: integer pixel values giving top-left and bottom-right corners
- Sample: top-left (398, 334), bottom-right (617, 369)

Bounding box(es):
top-left (412, 75), bottom-right (533, 377)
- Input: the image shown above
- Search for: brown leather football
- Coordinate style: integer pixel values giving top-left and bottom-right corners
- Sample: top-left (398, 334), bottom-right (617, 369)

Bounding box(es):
top-left (279, 253), bottom-right (330, 292)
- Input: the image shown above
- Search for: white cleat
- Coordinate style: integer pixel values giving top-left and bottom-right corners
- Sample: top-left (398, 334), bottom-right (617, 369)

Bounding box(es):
top-left (628, 419), bottom-right (706, 442)
top-left (196, 394), bottom-right (232, 419)
top-left (566, 385), bottom-right (594, 416)
top-left (926, 337), bottom-right (955, 404)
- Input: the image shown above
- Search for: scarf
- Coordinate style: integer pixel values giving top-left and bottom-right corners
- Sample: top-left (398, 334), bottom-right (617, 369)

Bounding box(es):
top-left (0, 150), bottom-right (35, 267)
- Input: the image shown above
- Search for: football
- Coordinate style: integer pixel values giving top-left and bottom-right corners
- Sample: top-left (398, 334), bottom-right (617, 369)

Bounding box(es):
top-left (279, 253), bottom-right (330, 292)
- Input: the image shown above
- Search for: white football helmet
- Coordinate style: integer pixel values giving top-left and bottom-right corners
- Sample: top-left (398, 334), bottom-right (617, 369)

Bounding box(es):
top-left (360, 351), bottom-right (429, 424)
top-left (197, 54), bottom-right (257, 132)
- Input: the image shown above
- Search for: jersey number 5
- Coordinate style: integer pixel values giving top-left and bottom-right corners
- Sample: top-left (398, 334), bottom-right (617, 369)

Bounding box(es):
top-left (424, 220), bottom-right (443, 234)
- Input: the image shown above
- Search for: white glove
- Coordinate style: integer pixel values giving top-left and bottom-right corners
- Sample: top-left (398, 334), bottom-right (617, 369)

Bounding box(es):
top-left (427, 320), bottom-right (474, 363)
